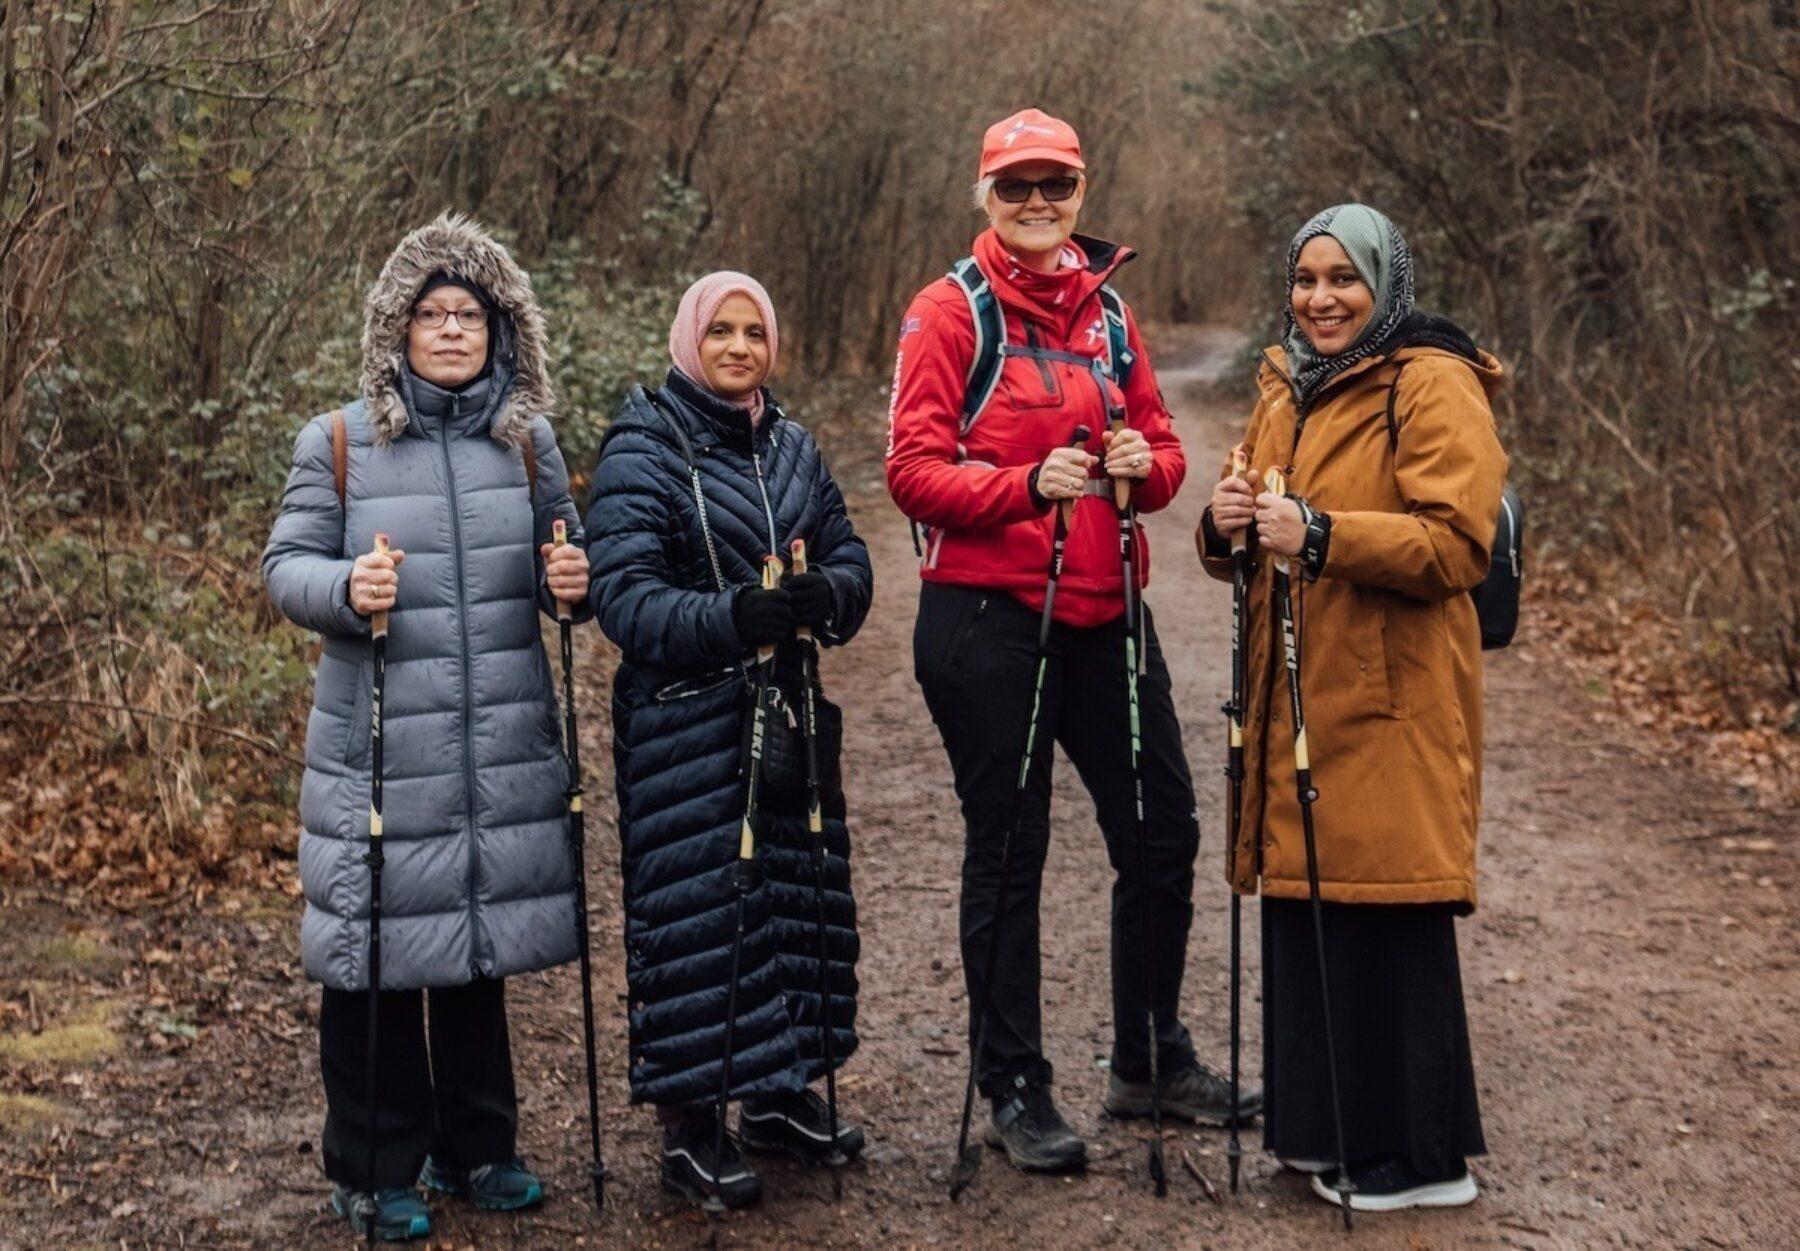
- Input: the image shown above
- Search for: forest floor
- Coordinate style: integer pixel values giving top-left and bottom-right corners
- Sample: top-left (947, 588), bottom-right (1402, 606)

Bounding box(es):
top-left (2, 334), bottom-right (1795, 1249)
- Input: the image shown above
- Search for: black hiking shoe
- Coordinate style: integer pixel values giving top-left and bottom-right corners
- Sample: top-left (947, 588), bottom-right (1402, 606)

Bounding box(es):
top-left (419, 1155), bottom-right (545, 1211)
top-left (660, 1109), bottom-right (763, 1211)
top-left (740, 1087), bottom-right (867, 1165)
top-left (328, 1185), bottom-right (431, 1242)
top-left (1102, 1059), bottom-right (1264, 1127)
top-left (982, 1077), bottom-right (1087, 1173)
top-left (1311, 1157), bottom-right (1479, 1211)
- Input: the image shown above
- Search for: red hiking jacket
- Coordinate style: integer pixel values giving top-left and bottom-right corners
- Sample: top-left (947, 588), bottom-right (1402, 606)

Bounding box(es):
top-left (885, 229), bottom-right (1186, 627)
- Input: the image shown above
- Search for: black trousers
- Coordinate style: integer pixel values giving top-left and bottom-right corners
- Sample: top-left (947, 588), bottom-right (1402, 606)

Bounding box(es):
top-left (319, 977), bottom-right (518, 1191)
top-left (1262, 900), bottom-right (1487, 1180)
top-left (915, 582), bottom-right (1201, 1098)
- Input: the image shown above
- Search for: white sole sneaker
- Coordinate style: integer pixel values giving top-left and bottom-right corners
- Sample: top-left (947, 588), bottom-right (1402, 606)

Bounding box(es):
top-left (1280, 1157), bottom-right (1335, 1174)
top-left (1312, 1170), bottom-right (1479, 1211)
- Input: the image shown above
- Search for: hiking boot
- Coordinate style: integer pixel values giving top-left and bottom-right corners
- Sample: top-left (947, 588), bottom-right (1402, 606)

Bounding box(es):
top-left (740, 1087), bottom-right (867, 1165)
top-left (1311, 1157), bottom-right (1479, 1211)
top-left (419, 1155), bottom-right (545, 1211)
top-left (660, 1109), bottom-right (763, 1210)
top-left (982, 1078), bottom-right (1087, 1173)
top-left (1102, 1059), bottom-right (1264, 1127)
top-left (329, 1185), bottom-right (431, 1242)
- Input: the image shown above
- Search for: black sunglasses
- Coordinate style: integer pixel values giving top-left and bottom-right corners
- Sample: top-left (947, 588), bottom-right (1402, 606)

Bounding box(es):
top-left (992, 174), bottom-right (1080, 204)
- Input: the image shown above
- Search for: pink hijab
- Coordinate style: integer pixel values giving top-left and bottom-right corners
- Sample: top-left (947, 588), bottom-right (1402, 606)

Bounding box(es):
top-left (669, 271), bottom-right (779, 424)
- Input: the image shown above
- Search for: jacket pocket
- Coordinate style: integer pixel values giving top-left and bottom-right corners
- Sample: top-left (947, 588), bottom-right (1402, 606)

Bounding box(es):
top-left (342, 662), bottom-right (373, 768)
top-left (997, 324), bottom-right (1065, 413)
top-left (1377, 599), bottom-right (1406, 718)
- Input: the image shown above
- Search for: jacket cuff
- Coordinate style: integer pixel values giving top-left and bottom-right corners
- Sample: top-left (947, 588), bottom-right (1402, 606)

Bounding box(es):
top-left (331, 563), bottom-right (374, 638)
top-left (1199, 507), bottom-right (1232, 560)
top-left (1025, 463), bottom-right (1053, 514)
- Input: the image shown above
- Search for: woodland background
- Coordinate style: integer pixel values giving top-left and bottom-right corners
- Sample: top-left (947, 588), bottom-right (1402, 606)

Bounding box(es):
top-left (1, 0), bottom-right (1795, 897)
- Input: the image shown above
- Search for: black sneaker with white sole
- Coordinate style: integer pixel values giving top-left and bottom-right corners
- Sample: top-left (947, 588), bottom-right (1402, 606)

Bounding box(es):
top-left (1102, 1059), bottom-right (1264, 1127)
top-left (739, 1087), bottom-right (866, 1165)
top-left (983, 1077), bottom-right (1087, 1173)
top-left (1311, 1157), bottom-right (1479, 1211)
top-left (659, 1109), bottom-right (763, 1211)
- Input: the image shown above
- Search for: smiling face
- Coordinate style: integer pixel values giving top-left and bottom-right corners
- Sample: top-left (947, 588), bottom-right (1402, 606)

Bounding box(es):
top-left (407, 283), bottom-right (489, 388)
top-left (699, 293), bottom-right (772, 399)
top-left (1290, 235), bottom-right (1375, 356)
top-left (986, 160), bottom-right (1085, 269)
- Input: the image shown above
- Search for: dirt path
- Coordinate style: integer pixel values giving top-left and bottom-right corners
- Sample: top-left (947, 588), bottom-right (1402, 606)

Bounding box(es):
top-left (2, 349), bottom-right (1795, 1250)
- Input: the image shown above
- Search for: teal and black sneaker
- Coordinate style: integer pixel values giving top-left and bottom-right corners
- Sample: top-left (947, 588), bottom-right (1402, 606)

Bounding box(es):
top-left (420, 1155), bottom-right (546, 1211)
top-left (328, 1185), bottom-right (431, 1242)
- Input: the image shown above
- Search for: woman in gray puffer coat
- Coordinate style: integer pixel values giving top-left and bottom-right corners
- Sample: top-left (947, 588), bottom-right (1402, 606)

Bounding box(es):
top-left (263, 213), bottom-right (589, 1241)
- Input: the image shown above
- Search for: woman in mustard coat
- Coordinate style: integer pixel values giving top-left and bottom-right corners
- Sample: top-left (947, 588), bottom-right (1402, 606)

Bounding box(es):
top-left (1198, 204), bottom-right (1507, 1212)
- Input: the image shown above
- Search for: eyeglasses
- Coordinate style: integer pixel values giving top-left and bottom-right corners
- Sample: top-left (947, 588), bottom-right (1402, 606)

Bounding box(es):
top-left (992, 175), bottom-right (1080, 204)
top-left (412, 306), bottom-right (488, 330)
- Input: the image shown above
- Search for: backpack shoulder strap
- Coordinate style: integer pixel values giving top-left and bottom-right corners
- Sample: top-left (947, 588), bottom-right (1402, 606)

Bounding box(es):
top-left (1384, 361), bottom-right (1408, 451)
top-left (1097, 284), bottom-right (1135, 388)
top-left (947, 257), bottom-right (1006, 434)
top-left (330, 409), bottom-right (348, 506)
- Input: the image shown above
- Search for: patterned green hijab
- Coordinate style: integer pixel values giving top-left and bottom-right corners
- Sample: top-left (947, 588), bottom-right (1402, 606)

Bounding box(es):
top-left (1282, 204), bottom-right (1414, 408)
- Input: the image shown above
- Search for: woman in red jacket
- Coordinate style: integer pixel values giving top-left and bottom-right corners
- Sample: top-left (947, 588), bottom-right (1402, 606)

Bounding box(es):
top-left (886, 108), bottom-right (1259, 1176)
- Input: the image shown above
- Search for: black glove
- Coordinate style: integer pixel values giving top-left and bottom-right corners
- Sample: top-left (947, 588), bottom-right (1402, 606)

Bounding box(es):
top-left (732, 585), bottom-right (791, 649)
top-left (783, 571), bottom-right (834, 631)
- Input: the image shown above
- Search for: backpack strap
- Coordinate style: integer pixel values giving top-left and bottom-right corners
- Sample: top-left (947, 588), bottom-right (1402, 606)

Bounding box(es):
top-left (1096, 284), bottom-right (1135, 387)
top-left (520, 435), bottom-right (538, 502)
top-left (947, 257), bottom-right (1006, 433)
top-left (1383, 361), bottom-right (1408, 451)
top-left (330, 409), bottom-right (348, 506)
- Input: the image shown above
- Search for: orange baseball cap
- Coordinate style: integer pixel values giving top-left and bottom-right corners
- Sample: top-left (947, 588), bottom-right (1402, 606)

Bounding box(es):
top-left (979, 108), bottom-right (1085, 178)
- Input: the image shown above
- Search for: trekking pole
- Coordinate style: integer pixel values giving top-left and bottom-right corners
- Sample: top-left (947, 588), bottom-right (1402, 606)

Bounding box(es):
top-left (709, 553), bottom-right (785, 1217)
top-left (1264, 468), bottom-right (1353, 1230)
top-left (1109, 410), bottom-right (1165, 1198)
top-left (790, 537), bottom-right (848, 1199)
top-left (363, 533), bottom-right (390, 1247)
top-left (551, 519), bottom-right (607, 1211)
top-left (947, 424), bottom-right (1089, 1202)
top-left (1224, 447), bottom-right (1250, 1195)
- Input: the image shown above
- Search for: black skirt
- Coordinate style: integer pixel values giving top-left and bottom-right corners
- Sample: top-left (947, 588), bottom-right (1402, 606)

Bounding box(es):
top-left (1261, 899), bottom-right (1486, 1179)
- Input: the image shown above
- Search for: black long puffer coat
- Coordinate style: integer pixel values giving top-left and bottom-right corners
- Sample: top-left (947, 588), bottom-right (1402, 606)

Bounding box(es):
top-left (585, 370), bottom-right (873, 1107)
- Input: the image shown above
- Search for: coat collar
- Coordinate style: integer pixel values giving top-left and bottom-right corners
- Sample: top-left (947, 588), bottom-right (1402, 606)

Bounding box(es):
top-left (658, 368), bottom-right (783, 456)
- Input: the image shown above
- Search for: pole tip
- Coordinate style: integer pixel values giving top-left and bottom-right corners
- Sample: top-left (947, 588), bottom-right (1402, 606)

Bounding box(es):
top-left (1071, 424), bottom-right (1091, 444)
top-left (373, 532), bottom-right (390, 554)
top-left (553, 518), bottom-right (568, 545)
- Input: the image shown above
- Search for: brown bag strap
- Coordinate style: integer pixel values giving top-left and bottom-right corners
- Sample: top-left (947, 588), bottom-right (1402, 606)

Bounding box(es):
top-left (521, 437), bottom-right (537, 502)
top-left (330, 409), bottom-right (348, 505)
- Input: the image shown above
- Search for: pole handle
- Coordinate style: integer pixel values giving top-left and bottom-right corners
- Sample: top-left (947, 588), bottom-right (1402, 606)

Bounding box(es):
top-left (1262, 469), bottom-right (1291, 573)
top-left (370, 533), bottom-right (391, 637)
top-left (551, 518), bottom-right (573, 622)
top-left (789, 539), bottom-right (812, 643)
top-left (1108, 414), bottom-right (1132, 511)
top-left (1229, 448), bottom-right (1251, 557)
top-left (1059, 425), bottom-right (1091, 533)
top-left (756, 554), bottom-right (784, 663)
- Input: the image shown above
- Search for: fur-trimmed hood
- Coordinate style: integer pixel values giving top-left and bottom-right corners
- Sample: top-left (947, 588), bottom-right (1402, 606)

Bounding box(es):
top-left (360, 212), bottom-right (555, 448)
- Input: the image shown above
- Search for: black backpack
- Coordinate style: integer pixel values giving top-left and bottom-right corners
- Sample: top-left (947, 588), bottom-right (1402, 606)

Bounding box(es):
top-left (1383, 364), bottom-right (1523, 650)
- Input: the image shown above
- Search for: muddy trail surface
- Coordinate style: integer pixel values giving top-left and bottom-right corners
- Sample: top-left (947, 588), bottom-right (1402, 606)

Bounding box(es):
top-left (3, 338), bottom-right (1795, 1250)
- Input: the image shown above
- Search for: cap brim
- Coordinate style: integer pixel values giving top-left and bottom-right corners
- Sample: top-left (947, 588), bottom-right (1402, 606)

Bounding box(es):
top-left (982, 148), bottom-right (1086, 177)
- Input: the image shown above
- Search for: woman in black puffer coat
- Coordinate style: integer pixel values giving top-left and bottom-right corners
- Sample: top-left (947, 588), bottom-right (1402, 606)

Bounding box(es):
top-left (584, 272), bottom-right (873, 1209)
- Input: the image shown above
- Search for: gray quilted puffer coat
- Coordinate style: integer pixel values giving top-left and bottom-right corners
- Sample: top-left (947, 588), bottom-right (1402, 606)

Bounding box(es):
top-left (262, 213), bottom-right (590, 992)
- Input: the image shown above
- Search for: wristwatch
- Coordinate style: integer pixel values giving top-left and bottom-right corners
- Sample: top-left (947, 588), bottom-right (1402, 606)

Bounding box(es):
top-left (1292, 495), bottom-right (1332, 582)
